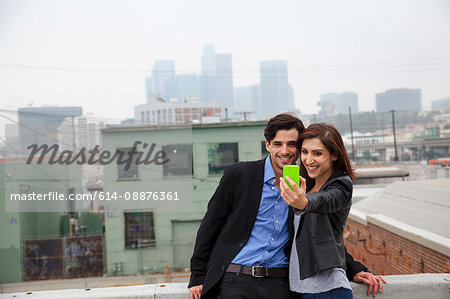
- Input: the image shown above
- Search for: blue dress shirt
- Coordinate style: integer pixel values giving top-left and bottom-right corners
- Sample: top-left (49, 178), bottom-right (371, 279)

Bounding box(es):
top-left (231, 156), bottom-right (290, 267)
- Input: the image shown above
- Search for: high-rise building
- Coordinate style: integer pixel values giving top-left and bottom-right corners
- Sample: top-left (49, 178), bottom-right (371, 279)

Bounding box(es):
top-left (17, 106), bottom-right (83, 154)
top-left (199, 45), bottom-right (234, 111)
top-left (151, 60), bottom-right (176, 101)
top-left (57, 116), bottom-right (105, 151)
top-left (320, 92), bottom-right (359, 115)
top-left (376, 88), bottom-right (421, 113)
top-left (259, 60), bottom-right (294, 118)
top-left (317, 99), bottom-right (336, 116)
top-left (177, 73), bottom-right (199, 101)
top-left (432, 97), bottom-right (450, 112)
top-left (145, 77), bottom-right (153, 104)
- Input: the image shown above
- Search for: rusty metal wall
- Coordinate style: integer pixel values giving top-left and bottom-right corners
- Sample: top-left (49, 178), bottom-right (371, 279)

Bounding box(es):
top-left (24, 235), bottom-right (103, 281)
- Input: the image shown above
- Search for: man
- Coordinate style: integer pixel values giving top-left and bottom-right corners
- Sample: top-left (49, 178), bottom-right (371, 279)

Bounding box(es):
top-left (189, 113), bottom-right (385, 299)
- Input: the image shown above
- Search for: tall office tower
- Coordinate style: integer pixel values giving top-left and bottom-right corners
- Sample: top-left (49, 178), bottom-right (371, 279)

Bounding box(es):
top-left (288, 84), bottom-right (295, 111)
top-left (58, 116), bottom-right (105, 151)
top-left (259, 60), bottom-right (293, 118)
top-left (145, 77), bottom-right (153, 104)
top-left (199, 45), bottom-right (234, 111)
top-left (317, 99), bottom-right (336, 116)
top-left (432, 97), bottom-right (450, 112)
top-left (177, 73), bottom-right (199, 101)
top-left (17, 106), bottom-right (83, 154)
top-left (152, 60), bottom-right (176, 101)
top-left (234, 85), bottom-right (261, 120)
top-left (339, 92), bottom-right (358, 114)
top-left (320, 92), bottom-right (359, 114)
top-left (376, 88), bottom-right (422, 113)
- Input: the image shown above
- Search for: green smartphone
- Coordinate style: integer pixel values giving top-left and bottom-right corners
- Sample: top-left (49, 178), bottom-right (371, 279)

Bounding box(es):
top-left (283, 165), bottom-right (300, 190)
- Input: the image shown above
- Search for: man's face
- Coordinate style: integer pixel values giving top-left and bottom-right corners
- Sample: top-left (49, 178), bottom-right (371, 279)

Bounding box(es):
top-left (265, 128), bottom-right (299, 177)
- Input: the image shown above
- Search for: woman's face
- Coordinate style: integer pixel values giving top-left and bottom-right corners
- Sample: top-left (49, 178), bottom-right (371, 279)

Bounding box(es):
top-left (301, 137), bottom-right (337, 183)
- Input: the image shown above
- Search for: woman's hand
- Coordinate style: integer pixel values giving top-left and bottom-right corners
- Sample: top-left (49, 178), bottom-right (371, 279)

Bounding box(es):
top-left (353, 272), bottom-right (387, 297)
top-left (280, 175), bottom-right (308, 210)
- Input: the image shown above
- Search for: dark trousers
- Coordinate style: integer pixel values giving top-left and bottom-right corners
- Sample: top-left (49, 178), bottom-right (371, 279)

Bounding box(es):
top-left (300, 288), bottom-right (353, 299)
top-left (218, 272), bottom-right (294, 299)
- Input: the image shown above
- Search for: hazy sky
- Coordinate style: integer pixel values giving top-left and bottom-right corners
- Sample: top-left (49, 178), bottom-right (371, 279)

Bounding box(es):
top-left (1, 0), bottom-right (450, 125)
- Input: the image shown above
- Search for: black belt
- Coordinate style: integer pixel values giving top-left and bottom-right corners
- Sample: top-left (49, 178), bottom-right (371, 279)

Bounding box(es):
top-left (226, 263), bottom-right (288, 278)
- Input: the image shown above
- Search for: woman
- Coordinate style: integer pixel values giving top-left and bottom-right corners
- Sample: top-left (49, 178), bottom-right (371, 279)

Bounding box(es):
top-left (280, 123), bottom-right (356, 299)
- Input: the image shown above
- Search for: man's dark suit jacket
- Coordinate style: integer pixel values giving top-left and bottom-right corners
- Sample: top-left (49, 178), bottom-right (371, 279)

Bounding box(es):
top-left (189, 159), bottom-right (367, 298)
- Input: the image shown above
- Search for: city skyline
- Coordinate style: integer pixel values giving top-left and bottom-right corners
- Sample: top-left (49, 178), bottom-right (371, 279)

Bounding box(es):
top-left (1, 0), bottom-right (450, 125)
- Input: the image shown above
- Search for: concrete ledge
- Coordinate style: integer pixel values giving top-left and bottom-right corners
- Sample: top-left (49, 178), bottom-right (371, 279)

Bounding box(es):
top-left (349, 208), bottom-right (368, 225)
top-left (2, 275), bottom-right (449, 298)
top-left (351, 274), bottom-right (450, 299)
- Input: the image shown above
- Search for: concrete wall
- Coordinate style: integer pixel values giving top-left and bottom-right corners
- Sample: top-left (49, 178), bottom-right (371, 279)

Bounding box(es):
top-left (2, 274), bottom-right (449, 299)
top-left (346, 217), bottom-right (450, 275)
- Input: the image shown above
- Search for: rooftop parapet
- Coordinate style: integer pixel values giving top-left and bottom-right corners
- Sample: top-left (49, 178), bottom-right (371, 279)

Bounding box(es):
top-left (1, 274), bottom-right (449, 299)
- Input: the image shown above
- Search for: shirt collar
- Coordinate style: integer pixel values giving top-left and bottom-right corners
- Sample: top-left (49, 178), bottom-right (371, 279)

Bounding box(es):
top-left (264, 156), bottom-right (277, 185)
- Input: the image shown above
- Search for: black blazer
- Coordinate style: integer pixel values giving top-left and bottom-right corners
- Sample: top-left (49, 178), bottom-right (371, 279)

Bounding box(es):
top-left (291, 170), bottom-right (353, 279)
top-left (189, 160), bottom-right (367, 298)
top-left (189, 160), bottom-right (266, 298)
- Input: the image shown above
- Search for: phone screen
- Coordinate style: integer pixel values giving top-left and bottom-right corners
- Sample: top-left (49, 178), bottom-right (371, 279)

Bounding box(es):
top-left (283, 165), bottom-right (300, 190)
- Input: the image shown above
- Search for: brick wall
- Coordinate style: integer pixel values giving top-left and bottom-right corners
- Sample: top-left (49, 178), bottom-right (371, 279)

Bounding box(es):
top-left (345, 218), bottom-right (450, 275)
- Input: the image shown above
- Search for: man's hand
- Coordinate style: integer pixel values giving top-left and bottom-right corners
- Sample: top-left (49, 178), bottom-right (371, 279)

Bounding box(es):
top-left (189, 284), bottom-right (203, 299)
top-left (353, 271), bottom-right (387, 297)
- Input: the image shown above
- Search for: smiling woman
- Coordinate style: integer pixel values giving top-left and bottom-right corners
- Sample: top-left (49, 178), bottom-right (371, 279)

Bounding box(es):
top-left (298, 123), bottom-right (355, 187)
top-left (280, 122), bottom-right (357, 299)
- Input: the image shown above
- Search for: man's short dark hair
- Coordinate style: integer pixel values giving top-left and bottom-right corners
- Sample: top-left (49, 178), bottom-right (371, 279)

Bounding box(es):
top-left (264, 113), bottom-right (305, 143)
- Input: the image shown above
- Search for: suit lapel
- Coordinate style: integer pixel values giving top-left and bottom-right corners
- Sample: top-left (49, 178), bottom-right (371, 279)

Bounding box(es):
top-left (248, 159), bottom-right (265, 231)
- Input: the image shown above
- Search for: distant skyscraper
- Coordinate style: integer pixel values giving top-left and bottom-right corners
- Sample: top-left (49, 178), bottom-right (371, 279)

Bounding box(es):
top-left (177, 73), bottom-right (199, 101)
top-left (376, 88), bottom-right (421, 113)
top-left (200, 45), bottom-right (234, 111)
top-left (317, 99), bottom-right (336, 116)
top-left (259, 60), bottom-right (294, 118)
top-left (145, 77), bottom-right (153, 104)
top-left (58, 116), bottom-right (105, 151)
top-left (17, 106), bottom-right (83, 153)
top-left (432, 97), bottom-right (450, 112)
top-left (152, 60), bottom-right (176, 101)
top-left (320, 92), bottom-right (358, 114)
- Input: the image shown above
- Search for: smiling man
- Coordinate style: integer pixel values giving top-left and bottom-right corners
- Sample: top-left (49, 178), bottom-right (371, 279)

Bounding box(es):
top-left (188, 113), bottom-right (384, 299)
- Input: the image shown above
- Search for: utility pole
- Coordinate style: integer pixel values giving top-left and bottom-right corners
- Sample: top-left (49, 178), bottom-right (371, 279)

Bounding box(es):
top-left (236, 111), bottom-right (253, 122)
top-left (391, 110), bottom-right (399, 161)
top-left (348, 107), bottom-right (355, 161)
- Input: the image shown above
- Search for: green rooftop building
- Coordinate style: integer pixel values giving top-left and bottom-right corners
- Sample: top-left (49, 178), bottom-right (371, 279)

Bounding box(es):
top-left (101, 121), bottom-right (268, 275)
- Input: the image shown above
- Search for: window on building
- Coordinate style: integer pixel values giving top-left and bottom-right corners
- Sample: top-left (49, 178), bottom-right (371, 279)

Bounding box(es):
top-left (117, 147), bottom-right (139, 179)
top-left (162, 144), bottom-right (193, 176)
top-left (261, 141), bottom-right (269, 158)
top-left (208, 143), bottom-right (238, 175)
top-left (124, 211), bottom-right (155, 249)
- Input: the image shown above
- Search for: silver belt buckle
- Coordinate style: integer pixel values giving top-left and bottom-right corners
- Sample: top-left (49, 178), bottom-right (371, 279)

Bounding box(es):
top-left (251, 265), bottom-right (265, 278)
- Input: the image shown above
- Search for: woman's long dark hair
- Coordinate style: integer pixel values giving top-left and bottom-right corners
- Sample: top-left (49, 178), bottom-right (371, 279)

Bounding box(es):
top-left (298, 123), bottom-right (355, 186)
